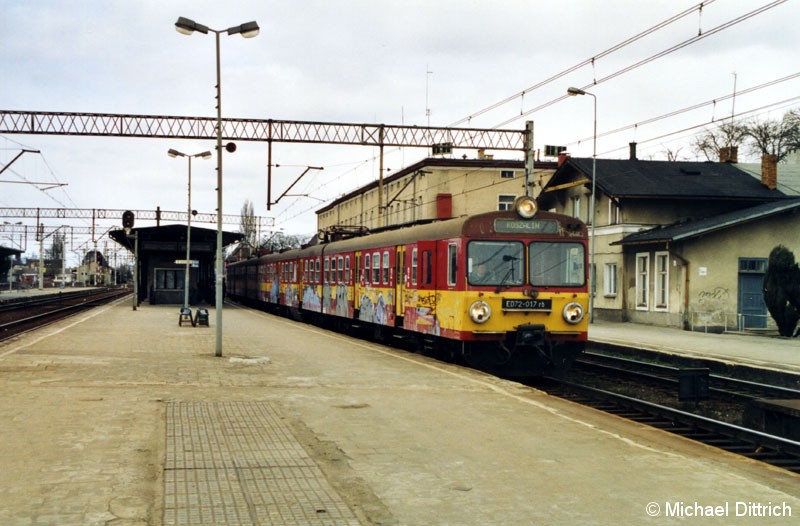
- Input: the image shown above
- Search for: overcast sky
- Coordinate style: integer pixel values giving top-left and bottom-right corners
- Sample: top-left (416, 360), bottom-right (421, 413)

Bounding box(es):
top-left (2, 0), bottom-right (799, 262)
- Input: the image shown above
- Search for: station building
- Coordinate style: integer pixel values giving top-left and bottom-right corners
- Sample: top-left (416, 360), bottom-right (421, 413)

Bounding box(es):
top-left (315, 156), bottom-right (558, 234)
top-left (538, 148), bottom-right (800, 332)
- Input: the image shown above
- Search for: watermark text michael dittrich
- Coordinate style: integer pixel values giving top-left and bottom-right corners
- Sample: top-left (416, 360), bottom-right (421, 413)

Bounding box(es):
top-left (645, 501), bottom-right (792, 518)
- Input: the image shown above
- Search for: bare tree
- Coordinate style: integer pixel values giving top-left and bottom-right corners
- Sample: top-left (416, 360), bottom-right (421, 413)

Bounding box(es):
top-left (744, 111), bottom-right (800, 162)
top-left (239, 199), bottom-right (257, 252)
top-left (788, 109), bottom-right (800, 153)
top-left (692, 121), bottom-right (748, 161)
top-left (261, 232), bottom-right (309, 254)
top-left (661, 146), bottom-right (685, 162)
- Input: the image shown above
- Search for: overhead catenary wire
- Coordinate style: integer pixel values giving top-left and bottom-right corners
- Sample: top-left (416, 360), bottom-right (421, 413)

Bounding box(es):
top-left (492, 0), bottom-right (788, 129)
top-left (449, 0), bottom-right (716, 127)
top-left (598, 96), bottom-right (800, 158)
top-left (566, 72), bottom-right (800, 147)
top-left (293, 0), bottom-right (785, 222)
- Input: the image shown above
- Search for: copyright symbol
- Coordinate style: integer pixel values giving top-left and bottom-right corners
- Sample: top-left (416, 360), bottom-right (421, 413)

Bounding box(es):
top-left (646, 502), bottom-right (660, 517)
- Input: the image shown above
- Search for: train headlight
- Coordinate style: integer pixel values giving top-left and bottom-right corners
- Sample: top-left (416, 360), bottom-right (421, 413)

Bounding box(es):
top-left (469, 300), bottom-right (492, 324)
top-left (513, 195), bottom-right (538, 219)
top-left (562, 302), bottom-right (585, 324)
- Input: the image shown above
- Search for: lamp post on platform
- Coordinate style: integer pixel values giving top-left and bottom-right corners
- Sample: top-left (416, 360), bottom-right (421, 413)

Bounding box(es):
top-left (168, 148), bottom-right (212, 310)
top-left (174, 16), bottom-right (259, 356)
top-left (567, 86), bottom-right (597, 323)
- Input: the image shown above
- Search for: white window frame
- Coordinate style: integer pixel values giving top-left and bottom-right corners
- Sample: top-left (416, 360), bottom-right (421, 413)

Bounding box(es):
top-left (411, 248), bottom-right (418, 285)
top-left (447, 243), bottom-right (457, 286)
top-left (603, 262), bottom-right (617, 297)
top-left (654, 251), bottom-right (669, 311)
top-left (635, 253), bottom-right (650, 310)
top-left (372, 251), bottom-right (381, 284)
top-left (498, 194), bottom-right (516, 211)
top-left (571, 195), bottom-right (581, 220)
top-left (608, 199), bottom-right (620, 225)
top-left (382, 251), bottom-right (390, 284)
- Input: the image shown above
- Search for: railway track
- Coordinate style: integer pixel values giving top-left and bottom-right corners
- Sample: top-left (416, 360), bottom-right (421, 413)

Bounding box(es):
top-left (0, 288), bottom-right (131, 342)
top-left (574, 351), bottom-right (800, 401)
top-left (539, 353), bottom-right (800, 473)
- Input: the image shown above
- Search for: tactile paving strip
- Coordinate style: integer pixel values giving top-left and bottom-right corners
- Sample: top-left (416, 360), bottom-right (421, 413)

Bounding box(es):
top-left (164, 401), bottom-right (359, 525)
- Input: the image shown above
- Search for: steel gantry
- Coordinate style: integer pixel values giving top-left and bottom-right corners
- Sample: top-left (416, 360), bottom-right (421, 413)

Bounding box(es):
top-left (0, 110), bottom-right (530, 213)
top-left (0, 110), bottom-right (524, 149)
top-left (0, 206), bottom-right (271, 227)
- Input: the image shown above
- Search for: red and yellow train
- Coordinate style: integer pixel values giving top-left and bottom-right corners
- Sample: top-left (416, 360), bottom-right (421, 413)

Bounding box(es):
top-left (228, 196), bottom-right (588, 375)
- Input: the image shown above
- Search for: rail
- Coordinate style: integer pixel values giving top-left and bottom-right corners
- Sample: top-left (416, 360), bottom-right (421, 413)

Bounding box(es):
top-left (543, 377), bottom-right (800, 473)
top-left (0, 288), bottom-right (130, 341)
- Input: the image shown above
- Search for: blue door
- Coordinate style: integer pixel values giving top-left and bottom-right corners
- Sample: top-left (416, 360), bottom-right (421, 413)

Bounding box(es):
top-left (738, 258), bottom-right (768, 329)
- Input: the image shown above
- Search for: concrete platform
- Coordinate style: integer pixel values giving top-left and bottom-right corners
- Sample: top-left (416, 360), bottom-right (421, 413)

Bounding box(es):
top-left (0, 286), bottom-right (100, 302)
top-left (589, 320), bottom-right (800, 377)
top-left (0, 300), bottom-right (798, 525)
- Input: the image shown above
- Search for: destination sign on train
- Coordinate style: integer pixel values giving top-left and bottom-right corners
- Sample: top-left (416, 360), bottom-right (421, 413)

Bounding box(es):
top-left (494, 218), bottom-right (559, 234)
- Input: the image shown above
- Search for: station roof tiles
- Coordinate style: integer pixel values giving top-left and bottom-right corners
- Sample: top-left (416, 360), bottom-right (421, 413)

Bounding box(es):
top-left (556, 157), bottom-right (788, 200)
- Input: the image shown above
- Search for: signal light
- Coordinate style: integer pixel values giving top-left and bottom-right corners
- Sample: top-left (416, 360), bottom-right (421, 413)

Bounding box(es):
top-left (225, 142), bottom-right (237, 153)
top-left (122, 210), bottom-right (135, 229)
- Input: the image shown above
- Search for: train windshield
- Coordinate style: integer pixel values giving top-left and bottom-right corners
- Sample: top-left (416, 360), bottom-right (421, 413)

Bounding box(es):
top-left (467, 241), bottom-right (525, 286)
top-left (529, 242), bottom-right (585, 287)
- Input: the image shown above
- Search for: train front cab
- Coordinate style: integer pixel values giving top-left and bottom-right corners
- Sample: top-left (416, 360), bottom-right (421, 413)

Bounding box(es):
top-left (404, 196), bottom-right (589, 376)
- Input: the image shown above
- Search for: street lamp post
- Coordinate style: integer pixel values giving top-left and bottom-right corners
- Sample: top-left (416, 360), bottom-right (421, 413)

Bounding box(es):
top-left (175, 16), bottom-right (259, 357)
top-left (567, 87), bottom-right (597, 323)
top-left (168, 148), bottom-right (212, 310)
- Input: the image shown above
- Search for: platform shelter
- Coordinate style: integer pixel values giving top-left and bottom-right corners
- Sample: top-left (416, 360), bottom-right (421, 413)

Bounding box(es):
top-left (109, 225), bottom-right (242, 306)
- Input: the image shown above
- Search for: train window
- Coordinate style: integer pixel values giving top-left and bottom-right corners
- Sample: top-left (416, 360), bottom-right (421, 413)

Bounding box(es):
top-left (372, 251), bottom-right (380, 284)
top-left (324, 257), bottom-right (330, 283)
top-left (382, 251), bottom-right (389, 284)
top-left (304, 260), bottom-right (308, 279)
top-left (447, 243), bottom-right (457, 286)
top-left (411, 248), bottom-right (418, 285)
top-left (293, 262), bottom-right (297, 282)
top-left (365, 254), bottom-right (370, 283)
top-left (338, 256), bottom-right (344, 283)
top-left (529, 242), bottom-right (585, 287)
top-left (467, 241), bottom-right (524, 286)
top-left (345, 256), bottom-right (351, 283)
top-left (422, 251), bottom-right (432, 285)
top-left (331, 257), bottom-right (337, 283)
top-left (315, 259), bottom-right (320, 283)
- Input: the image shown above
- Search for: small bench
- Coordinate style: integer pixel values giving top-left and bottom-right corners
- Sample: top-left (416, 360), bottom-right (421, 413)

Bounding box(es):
top-left (194, 308), bottom-right (209, 327)
top-left (179, 308), bottom-right (195, 327)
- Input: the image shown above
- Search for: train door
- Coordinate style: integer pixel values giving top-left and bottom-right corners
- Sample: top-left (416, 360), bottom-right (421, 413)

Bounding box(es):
top-left (354, 251), bottom-right (362, 311)
top-left (395, 245), bottom-right (405, 320)
top-left (416, 240), bottom-right (438, 335)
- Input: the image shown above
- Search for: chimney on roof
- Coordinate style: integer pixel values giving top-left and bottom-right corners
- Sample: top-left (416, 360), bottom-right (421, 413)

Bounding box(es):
top-left (719, 146), bottom-right (739, 163)
top-left (761, 154), bottom-right (778, 190)
top-left (629, 142), bottom-right (637, 161)
top-left (557, 152), bottom-right (570, 167)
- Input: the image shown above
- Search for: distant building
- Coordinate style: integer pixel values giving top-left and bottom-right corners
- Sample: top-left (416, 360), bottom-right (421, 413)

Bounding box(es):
top-left (0, 245), bottom-right (23, 288)
top-left (315, 157), bottom-right (557, 235)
